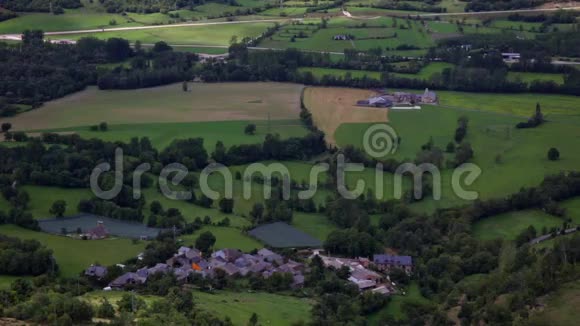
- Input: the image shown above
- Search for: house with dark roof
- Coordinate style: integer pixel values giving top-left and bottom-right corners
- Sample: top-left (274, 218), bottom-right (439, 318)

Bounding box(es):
top-left (109, 272), bottom-right (147, 288)
top-left (84, 265), bottom-right (108, 279)
top-left (212, 248), bottom-right (243, 262)
top-left (373, 254), bottom-right (413, 273)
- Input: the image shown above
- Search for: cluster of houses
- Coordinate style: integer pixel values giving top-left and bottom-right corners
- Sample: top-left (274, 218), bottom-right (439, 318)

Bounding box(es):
top-left (332, 34), bottom-right (354, 40)
top-left (314, 252), bottom-right (413, 295)
top-left (86, 247), bottom-right (306, 290)
top-left (85, 246), bottom-right (414, 297)
top-left (357, 88), bottom-right (438, 108)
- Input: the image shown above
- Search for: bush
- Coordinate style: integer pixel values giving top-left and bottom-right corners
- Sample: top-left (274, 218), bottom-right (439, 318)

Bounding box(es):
top-left (547, 147), bottom-right (560, 161)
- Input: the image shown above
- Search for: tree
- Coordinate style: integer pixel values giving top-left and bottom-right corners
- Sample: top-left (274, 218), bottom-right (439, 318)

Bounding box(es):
top-left (250, 203), bottom-right (264, 223)
top-left (244, 124), bottom-right (256, 135)
top-left (152, 41), bottom-right (172, 53)
top-left (445, 142), bottom-right (455, 153)
top-left (212, 141), bottom-right (227, 163)
top-left (548, 147), bottom-right (560, 161)
top-left (118, 292), bottom-right (146, 312)
top-left (1, 123), bottom-right (11, 133)
top-left (97, 298), bottom-right (115, 318)
top-left (150, 201), bottom-right (163, 215)
top-left (248, 313), bottom-right (259, 326)
top-left (195, 231), bottom-right (216, 253)
top-left (218, 198), bottom-right (234, 214)
top-left (49, 200), bottom-right (67, 217)
top-left (99, 122), bottom-right (108, 131)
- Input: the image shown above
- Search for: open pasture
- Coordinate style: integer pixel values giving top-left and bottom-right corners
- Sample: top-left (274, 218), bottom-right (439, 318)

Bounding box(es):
top-left (85, 289), bottom-right (313, 325)
top-left (507, 71), bottom-right (565, 85)
top-left (259, 17), bottom-right (433, 52)
top-left (0, 224), bottom-right (145, 277)
top-left (61, 21), bottom-right (276, 45)
top-left (179, 226), bottom-right (262, 252)
top-left (297, 62), bottom-right (455, 81)
top-left (1, 82), bottom-right (304, 131)
top-left (528, 279), bottom-right (580, 325)
top-left (333, 89), bottom-right (580, 212)
top-left (40, 120), bottom-right (308, 150)
top-left (472, 210), bottom-right (564, 241)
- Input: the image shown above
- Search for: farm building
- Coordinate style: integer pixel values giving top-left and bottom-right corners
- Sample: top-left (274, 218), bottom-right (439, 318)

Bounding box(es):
top-left (357, 88), bottom-right (438, 108)
top-left (248, 222), bottom-right (322, 248)
top-left (84, 265), bottom-right (108, 280)
top-left (373, 254), bottom-right (413, 274)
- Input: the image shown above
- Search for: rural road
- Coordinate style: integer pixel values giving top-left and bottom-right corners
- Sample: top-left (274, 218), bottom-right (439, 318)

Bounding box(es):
top-left (529, 227), bottom-right (578, 245)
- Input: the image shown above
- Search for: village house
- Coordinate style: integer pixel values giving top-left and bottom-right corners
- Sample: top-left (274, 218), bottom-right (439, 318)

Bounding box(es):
top-left (373, 254), bottom-right (413, 274)
top-left (84, 265), bottom-right (107, 280)
top-left (109, 272), bottom-right (147, 288)
top-left (317, 254), bottom-right (392, 294)
top-left (83, 221), bottom-right (109, 240)
top-left (106, 247), bottom-right (306, 290)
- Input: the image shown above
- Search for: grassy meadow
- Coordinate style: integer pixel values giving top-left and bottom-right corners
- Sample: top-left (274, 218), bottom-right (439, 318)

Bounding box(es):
top-left (507, 71), bottom-right (565, 85)
top-left (0, 224), bottom-right (145, 277)
top-left (528, 279), bottom-right (580, 325)
top-left (40, 120), bottom-right (308, 150)
top-left (62, 21), bottom-right (277, 45)
top-left (369, 282), bottom-right (431, 323)
top-left (1, 82), bottom-right (304, 132)
top-left (84, 289), bottom-right (312, 325)
top-left (179, 226), bottom-right (262, 252)
top-left (329, 87), bottom-right (580, 212)
top-left (297, 62), bottom-right (455, 81)
top-left (472, 210), bottom-right (564, 241)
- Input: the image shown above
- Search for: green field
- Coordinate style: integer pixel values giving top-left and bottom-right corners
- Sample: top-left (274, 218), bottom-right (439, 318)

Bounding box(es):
top-left (297, 62), bottom-right (454, 81)
top-left (0, 224), bottom-right (145, 277)
top-left (507, 72), bottom-right (565, 85)
top-left (179, 226), bottom-right (262, 252)
top-left (528, 279), bottom-right (580, 325)
top-left (1, 83), bottom-right (306, 143)
top-left (472, 210), bottom-right (563, 241)
top-left (18, 185), bottom-right (92, 218)
top-left (0, 0), bottom-right (275, 34)
top-left (84, 289), bottom-right (312, 325)
top-left (369, 282), bottom-right (431, 323)
top-left (334, 96), bottom-right (580, 212)
top-left (428, 90), bottom-right (580, 117)
top-left (40, 120), bottom-right (308, 150)
top-left (292, 212), bottom-right (338, 241)
top-left (62, 21), bottom-right (276, 46)
top-left (560, 197), bottom-right (580, 224)
top-left (0, 9), bottom-right (140, 34)
top-left (260, 17), bottom-right (433, 52)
